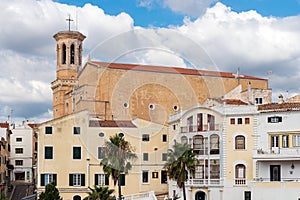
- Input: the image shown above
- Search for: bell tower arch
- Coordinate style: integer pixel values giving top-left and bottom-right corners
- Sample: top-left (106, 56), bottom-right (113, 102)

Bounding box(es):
top-left (51, 31), bottom-right (86, 119)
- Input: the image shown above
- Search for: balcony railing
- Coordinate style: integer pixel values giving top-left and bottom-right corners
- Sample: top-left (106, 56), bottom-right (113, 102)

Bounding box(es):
top-left (235, 178), bottom-right (246, 185)
top-left (255, 147), bottom-right (300, 156)
top-left (180, 124), bottom-right (220, 133)
top-left (185, 178), bottom-right (222, 186)
top-left (193, 149), bottom-right (220, 155)
top-left (253, 177), bottom-right (300, 182)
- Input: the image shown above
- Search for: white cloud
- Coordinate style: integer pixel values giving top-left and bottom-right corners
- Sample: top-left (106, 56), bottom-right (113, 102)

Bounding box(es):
top-left (163, 0), bottom-right (217, 17)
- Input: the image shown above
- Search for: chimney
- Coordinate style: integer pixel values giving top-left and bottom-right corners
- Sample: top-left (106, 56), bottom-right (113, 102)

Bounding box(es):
top-left (278, 94), bottom-right (284, 104)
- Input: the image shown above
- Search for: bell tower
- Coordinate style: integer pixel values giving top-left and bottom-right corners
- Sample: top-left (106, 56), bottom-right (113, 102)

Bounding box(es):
top-left (51, 30), bottom-right (86, 119)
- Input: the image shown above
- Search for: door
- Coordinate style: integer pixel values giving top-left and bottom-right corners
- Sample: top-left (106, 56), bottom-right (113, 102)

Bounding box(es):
top-left (195, 191), bottom-right (206, 200)
top-left (270, 165), bottom-right (281, 181)
top-left (197, 113), bottom-right (203, 131)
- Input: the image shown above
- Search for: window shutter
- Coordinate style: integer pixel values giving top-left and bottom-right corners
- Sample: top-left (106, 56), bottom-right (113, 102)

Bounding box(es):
top-left (120, 174), bottom-right (125, 186)
top-left (53, 174), bottom-right (57, 186)
top-left (69, 174), bottom-right (73, 186)
top-left (41, 174), bottom-right (45, 186)
top-left (95, 174), bottom-right (98, 185)
top-left (105, 174), bottom-right (109, 185)
top-left (81, 174), bottom-right (85, 186)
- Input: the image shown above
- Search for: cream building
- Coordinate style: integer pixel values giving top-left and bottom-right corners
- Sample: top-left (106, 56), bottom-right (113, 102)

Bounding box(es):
top-left (167, 100), bottom-right (258, 200)
top-left (37, 110), bottom-right (169, 199)
top-left (37, 29), bottom-right (272, 199)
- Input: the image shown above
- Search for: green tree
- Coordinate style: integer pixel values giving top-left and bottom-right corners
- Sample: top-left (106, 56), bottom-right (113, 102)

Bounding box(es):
top-left (100, 134), bottom-right (137, 200)
top-left (84, 185), bottom-right (115, 200)
top-left (39, 182), bottom-right (62, 200)
top-left (164, 143), bottom-right (198, 200)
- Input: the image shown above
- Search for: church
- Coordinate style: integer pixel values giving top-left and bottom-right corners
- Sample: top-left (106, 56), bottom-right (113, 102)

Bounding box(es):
top-left (37, 29), bottom-right (271, 200)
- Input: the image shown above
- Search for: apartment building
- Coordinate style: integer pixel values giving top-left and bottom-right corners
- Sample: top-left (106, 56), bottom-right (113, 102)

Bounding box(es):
top-left (10, 122), bottom-right (34, 182)
top-left (252, 99), bottom-right (300, 199)
top-left (37, 110), bottom-right (169, 199)
top-left (0, 123), bottom-right (12, 191)
top-left (167, 100), bottom-right (258, 200)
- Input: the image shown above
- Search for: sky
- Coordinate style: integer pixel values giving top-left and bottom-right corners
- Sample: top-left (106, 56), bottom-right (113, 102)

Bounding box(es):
top-left (0, 0), bottom-right (300, 124)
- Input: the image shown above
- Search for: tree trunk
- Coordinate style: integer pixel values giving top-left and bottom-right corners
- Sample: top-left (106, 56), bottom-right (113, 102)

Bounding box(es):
top-left (182, 181), bottom-right (186, 200)
top-left (118, 175), bottom-right (122, 200)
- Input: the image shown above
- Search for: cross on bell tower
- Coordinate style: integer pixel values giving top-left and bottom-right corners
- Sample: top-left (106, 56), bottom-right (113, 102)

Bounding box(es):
top-left (66, 14), bottom-right (73, 31)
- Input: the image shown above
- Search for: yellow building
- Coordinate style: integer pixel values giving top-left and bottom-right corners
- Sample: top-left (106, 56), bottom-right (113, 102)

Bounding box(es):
top-left (37, 110), bottom-right (169, 199)
top-left (37, 29), bottom-right (272, 200)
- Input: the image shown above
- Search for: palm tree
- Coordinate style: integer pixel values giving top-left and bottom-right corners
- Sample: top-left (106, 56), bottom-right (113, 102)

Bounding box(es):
top-left (84, 185), bottom-right (115, 200)
top-left (164, 142), bottom-right (198, 200)
top-left (100, 134), bottom-right (137, 200)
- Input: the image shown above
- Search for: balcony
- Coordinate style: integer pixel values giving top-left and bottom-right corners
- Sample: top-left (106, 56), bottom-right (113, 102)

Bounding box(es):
top-left (180, 124), bottom-right (221, 133)
top-left (254, 147), bottom-right (300, 160)
top-left (185, 178), bottom-right (222, 186)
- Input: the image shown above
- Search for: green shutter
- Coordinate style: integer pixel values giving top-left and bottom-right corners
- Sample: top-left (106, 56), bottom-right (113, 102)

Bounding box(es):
top-left (95, 174), bottom-right (98, 185)
top-left (41, 174), bottom-right (45, 186)
top-left (105, 174), bottom-right (109, 185)
top-left (81, 174), bottom-right (85, 186)
top-left (69, 174), bottom-right (73, 186)
top-left (53, 174), bottom-right (57, 186)
top-left (120, 174), bottom-right (125, 186)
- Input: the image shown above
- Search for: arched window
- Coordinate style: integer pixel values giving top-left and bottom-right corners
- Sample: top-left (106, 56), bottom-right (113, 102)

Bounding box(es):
top-left (235, 135), bottom-right (245, 150)
top-left (181, 136), bottom-right (188, 144)
top-left (73, 195), bottom-right (81, 200)
top-left (70, 43), bottom-right (75, 64)
top-left (210, 134), bottom-right (219, 154)
top-left (235, 164), bottom-right (246, 185)
top-left (62, 43), bottom-right (66, 64)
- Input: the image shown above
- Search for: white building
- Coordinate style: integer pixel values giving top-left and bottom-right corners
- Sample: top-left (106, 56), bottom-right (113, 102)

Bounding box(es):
top-left (253, 100), bottom-right (300, 200)
top-left (10, 122), bottom-right (33, 182)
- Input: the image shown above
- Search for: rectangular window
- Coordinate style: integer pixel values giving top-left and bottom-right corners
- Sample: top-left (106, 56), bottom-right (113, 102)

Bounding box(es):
top-left (44, 146), bottom-right (53, 159)
top-left (143, 153), bottom-right (149, 161)
top-left (120, 173), bottom-right (125, 186)
top-left (69, 174), bottom-right (85, 186)
top-left (230, 118), bottom-right (235, 125)
top-left (255, 98), bottom-right (263, 105)
top-left (98, 147), bottom-right (103, 159)
top-left (245, 118), bottom-right (250, 124)
top-left (162, 134), bottom-right (167, 142)
top-left (271, 136), bottom-right (279, 147)
top-left (142, 171), bottom-right (149, 183)
top-left (73, 127), bottom-right (80, 135)
top-left (73, 147), bottom-right (81, 160)
top-left (142, 134), bottom-right (149, 142)
top-left (16, 138), bottom-right (22, 142)
top-left (45, 126), bottom-right (52, 134)
top-left (41, 174), bottom-right (57, 186)
top-left (268, 116), bottom-right (282, 123)
top-left (293, 135), bottom-right (300, 147)
top-left (161, 170), bottom-right (167, 184)
top-left (237, 118), bottom-right (243, 124)
top-left (95, 174), bottom-right (109, 186)
top-left (282, 135), bottom-right (289, 148)
top-left (15, 148), bottom-right (23, 154)
top-left (15, 160), bottom-right (23, 166)
top-left (162, 153), bottom-right (167, 161)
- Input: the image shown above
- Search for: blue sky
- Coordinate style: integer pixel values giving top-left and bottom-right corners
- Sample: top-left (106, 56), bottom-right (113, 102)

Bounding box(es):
top-left (1, 0), bottom-right (300, 123)
top-left (53, 0), bottom-right (300, 27)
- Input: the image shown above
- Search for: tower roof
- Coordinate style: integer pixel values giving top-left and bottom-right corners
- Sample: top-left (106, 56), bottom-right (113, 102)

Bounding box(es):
top-left (53, 31), bottom-right (86, 41)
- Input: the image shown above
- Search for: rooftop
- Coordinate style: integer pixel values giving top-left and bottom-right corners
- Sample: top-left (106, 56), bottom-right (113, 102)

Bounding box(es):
top-left (91, 61), bottom-right (266, 80)
top-left (258, 102), bottom-right (300, 113)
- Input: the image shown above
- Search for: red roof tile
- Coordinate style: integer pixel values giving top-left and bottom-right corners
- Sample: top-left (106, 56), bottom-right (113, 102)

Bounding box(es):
top-left (91, 61), bottom-right (266, 81)
top-left (0, 123), bottom-right (9, 128)
top-left (224, 99), bottom-right (248, 105)
top-left (89, 120), bottom-right (137, 128)
top-left (258, 103), bottom-right (300, 113)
